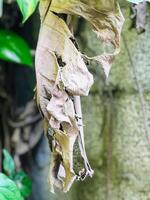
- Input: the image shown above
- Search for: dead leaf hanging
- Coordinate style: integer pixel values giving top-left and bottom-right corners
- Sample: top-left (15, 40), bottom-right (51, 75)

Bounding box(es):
top-left (35, 2), bottom-right (94, 193)
top-left (50, 0), bottom-right (125, 76)
top-left (35, 0), bottom-right (124, 193)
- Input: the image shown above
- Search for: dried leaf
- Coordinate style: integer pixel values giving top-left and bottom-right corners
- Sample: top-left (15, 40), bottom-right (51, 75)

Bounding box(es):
top-left (131, 2), bottom-right (148, 33)
top-left (35, 0), bottom-right (124, 193)
top-left (35, 3), bottom-right (94, 192)
top-left (36, 11), bottom-right (93, 95)
top-left (50, 0), bottom-right (124, 76)
top-left (53, 129), bottom-right (77, 192)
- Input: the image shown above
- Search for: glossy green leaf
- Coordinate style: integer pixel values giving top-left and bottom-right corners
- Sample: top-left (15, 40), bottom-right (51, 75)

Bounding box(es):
top-left (14, 171), bottom-right (32, 198)
top-left (127, 0), bottom-right (150, 3)
top-left (0, 173), bottom-right (23, 200)
top-left (0, 29), bottom-right (33, 67)
top-left (3, 149), bottom-right (15, 178)
top-left (16, 0), bottom-right (39, 22)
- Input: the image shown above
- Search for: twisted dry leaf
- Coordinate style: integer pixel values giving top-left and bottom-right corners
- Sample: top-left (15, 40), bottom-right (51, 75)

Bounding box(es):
top-left (50, 0), bottom-right (125, 76)
top-left (35, 3), bottom-right (94, 192)
top-left (35, 0), bottom-right (124, 193)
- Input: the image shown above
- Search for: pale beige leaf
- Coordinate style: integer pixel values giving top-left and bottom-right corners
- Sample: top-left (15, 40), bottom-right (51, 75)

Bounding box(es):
top-left (35, 0), bottom-right (124, 193)
top-left (50, 0), bottom-right (124, 76)
top-left (35, 5), bottom-right (94, 192)
top-left (37, 10), bottom-right (94, 95)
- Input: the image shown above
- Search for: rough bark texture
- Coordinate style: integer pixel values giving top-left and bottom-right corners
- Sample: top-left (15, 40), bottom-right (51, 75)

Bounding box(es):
top-left (30, 5), bottom-right (150, 200)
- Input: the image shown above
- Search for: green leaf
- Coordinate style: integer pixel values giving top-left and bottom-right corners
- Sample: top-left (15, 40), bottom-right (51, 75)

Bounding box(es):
top-left (14, 171), bottom-right (32, 198)
top-left (127, 0), bottom-right (150, 3)
top-left (0, 29), bottom-right (33, 67)
top-left (16, 0), bottom-right (39, 22)
top-left (3, 149), bottom-right (15, 178)
top-left (0, 173), bottom-right (23, 200)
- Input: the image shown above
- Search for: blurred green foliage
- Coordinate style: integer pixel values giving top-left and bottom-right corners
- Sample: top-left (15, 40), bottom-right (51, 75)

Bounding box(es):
top-left (16, 0), bottom-right (39, 22)
top-left (0, 173), bottom-right (23, 200)
top-left (0, 30), bottom-right (33, 67)
top-left (0, 1), bottom-right (35, 199)
top-left (3, 149), bottom-right (15, 178)
top-left (0, 149), bottom-right (32, 200)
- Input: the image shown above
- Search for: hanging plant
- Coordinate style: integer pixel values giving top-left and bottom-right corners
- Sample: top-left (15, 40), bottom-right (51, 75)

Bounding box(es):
top-left (35, 0), bottom-right (124, 193)
top-left (1, 0), bottom-right (147, 194)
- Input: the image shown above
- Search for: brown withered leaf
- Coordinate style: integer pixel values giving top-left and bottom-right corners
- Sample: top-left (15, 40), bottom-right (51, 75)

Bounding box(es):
top-left (35, 2), bottom-right (94, 193)
top-left (37, 11), bottom-right (93, 95)
top-left (53, 129), bottom-right (77, 192)
top-left (35, 0), bottom-right (124, 193)
top-left (50, 0), bottom-right (124, 76)
top-left (47, 87), bottom-right (72, 127)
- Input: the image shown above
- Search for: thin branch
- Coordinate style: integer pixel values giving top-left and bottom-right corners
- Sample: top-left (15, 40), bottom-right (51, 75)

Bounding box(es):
top-left (74, 96), bottom-right (94, 178)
